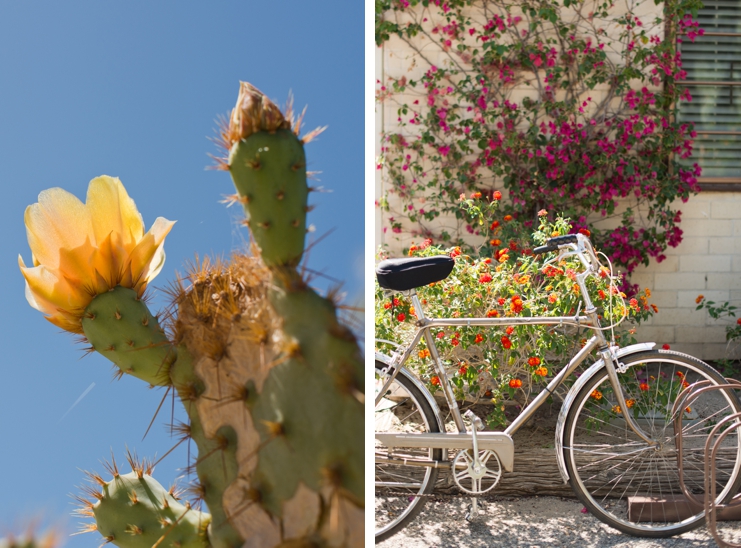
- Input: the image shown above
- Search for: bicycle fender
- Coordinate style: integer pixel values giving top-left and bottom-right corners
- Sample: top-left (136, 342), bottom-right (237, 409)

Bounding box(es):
top-left (554, 342), bottom-right (656, 484)
top-left (375, 352), bottom-right (446, 433)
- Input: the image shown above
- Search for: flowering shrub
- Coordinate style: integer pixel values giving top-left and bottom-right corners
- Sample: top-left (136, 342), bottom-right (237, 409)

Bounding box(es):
top-left (696, 296), bottom-right (741, 369)
top-left (375, 214), bottom-right (656, 428)
top-left (376, 0), bottom-right (703, 289)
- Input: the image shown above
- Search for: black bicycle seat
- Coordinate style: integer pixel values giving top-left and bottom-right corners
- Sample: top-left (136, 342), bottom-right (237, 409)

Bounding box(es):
top-left (376, 255), bottom-right (455, 291)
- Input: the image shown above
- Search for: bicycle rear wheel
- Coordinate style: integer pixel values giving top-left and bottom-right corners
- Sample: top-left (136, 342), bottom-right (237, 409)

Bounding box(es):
top-left (375, 360), bottom-right (442, 542)
top-left (563, 350), bottom-right (741, 537)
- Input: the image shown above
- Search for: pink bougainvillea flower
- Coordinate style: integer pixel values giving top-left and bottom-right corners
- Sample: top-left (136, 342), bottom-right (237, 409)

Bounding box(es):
top-left (19, 176), bottom-right (175, 334)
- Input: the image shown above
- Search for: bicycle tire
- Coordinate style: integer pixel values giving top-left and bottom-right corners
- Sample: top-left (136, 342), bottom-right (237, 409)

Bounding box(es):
top-left (375, 360), bottom-right (442, 542)
top-left (563, 349), bottom-right (741, 537)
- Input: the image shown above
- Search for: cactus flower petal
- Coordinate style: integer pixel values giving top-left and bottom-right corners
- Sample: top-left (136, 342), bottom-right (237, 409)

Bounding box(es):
top-left (20, 176), bottom-right (174, 334)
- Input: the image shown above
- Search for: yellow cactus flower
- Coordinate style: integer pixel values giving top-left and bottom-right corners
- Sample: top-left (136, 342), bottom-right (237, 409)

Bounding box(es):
top-left (19, 175), bottom-right (175, 334)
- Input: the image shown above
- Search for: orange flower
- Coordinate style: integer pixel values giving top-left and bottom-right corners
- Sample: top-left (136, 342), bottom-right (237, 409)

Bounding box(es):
top-left (19, 176), bottom-right (174, 334)
top-left (503, 215), bottom-right (513, 222)
top-left (590, 390), bottom-right (603, 400)
top-left (474, 333), bottom-right (484, 344)
top-left (625, 399), bottom-right (635, 408)
top-left (418, 349), bottom-right (431, 359)
top-left (486, 310), bottom-right (499, 317)
top-left (696, 294), bottom-right (704, 304)
top-left (509, 378), bottom-right (522, 389)
top-left (639, 382), bottom-right (649, 391)
top-left (431, 376), bottom-right (441, 386)
top-left (501, 336), bottom-right (512, 349)
top-left (611, 405), bottom-right (622, 414)
top-left (534, 367), bottom-right (548, 377)
top-left (493, 190), bottom-right (502, 200)
top-left (490, 238), bottom-right (501, 246)
top-left (528, 356), bottom-right (541, 367)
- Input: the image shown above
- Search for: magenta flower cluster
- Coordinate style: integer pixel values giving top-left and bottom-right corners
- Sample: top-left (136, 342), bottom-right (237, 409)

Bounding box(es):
top-left (376, 0), bottom-right (703, 288)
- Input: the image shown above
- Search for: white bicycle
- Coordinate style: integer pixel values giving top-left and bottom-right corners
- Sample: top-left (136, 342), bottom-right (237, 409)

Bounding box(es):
top-left (375, 233), bottom-right (741, 541)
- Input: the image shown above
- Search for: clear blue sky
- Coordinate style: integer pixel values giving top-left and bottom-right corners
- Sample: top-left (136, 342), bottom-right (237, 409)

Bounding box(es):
top-left (0, 1), bottom-right (363, 544)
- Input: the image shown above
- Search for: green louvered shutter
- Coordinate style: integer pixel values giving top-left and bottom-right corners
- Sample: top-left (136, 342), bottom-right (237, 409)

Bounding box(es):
top-left (678, 0), bottom-right (741, 184)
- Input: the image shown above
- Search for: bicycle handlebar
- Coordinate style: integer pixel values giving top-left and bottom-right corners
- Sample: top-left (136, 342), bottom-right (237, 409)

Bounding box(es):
top-left (532, 234), bottom-right (579, 255)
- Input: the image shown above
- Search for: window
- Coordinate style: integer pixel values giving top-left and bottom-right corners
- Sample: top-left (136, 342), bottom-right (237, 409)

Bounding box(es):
top-left (677, 0), bottom-right (741, 188)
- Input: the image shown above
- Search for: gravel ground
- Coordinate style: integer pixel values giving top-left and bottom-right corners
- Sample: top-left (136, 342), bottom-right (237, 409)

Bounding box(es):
top-left (377, 495), bottom-right (741, 547)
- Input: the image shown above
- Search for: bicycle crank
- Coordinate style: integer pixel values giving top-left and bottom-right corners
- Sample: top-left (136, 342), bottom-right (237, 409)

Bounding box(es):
top-left (452, 410), bottom-right (504, 495)
top-left (452, 449), bottom-right (502, 494)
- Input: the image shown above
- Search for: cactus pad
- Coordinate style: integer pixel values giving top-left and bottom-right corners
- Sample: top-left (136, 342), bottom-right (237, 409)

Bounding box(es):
top-left (82, 286), bottom-right (174, 386)
top-left (228, 129), bottom-right (308, 268)
top-left (81, 460), bottom-right (211, 548)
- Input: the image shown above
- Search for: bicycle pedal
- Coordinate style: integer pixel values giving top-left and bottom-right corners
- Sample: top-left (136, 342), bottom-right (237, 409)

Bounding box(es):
top-left (465, 498), bottom-right (483, 521)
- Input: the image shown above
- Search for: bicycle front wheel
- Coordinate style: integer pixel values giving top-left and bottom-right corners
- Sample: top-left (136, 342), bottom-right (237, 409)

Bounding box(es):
top-left (563, 350), bottom-right (741, 537)
top-left (375, 361), bottom-right (442, 542)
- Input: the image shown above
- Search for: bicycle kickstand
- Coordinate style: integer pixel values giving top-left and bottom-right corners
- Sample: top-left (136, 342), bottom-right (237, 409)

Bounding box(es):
top-left (466, 497), bottom-right (480, 521)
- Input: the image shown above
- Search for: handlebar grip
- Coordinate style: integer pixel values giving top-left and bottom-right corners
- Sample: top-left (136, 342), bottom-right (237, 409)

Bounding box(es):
top-left (532, 234), bottom-right (579, 255)
top-left (533, 244), bottom-right (556, 255)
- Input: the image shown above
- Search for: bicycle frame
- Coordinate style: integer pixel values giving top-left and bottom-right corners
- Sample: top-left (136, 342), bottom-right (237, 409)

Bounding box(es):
top-left (375, 237), bottom-right (658, 451)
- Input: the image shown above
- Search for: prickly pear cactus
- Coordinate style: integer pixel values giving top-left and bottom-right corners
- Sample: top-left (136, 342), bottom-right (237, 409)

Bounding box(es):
top-left (19, 83), bottom-right (363, 548)
top-left (185, 82), bottom-right (364, 545)
top-left (76, 452), bottom-right (211, 548)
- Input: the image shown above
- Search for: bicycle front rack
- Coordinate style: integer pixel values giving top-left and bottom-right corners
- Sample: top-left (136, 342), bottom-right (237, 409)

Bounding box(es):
top-left (674, 378), bottom-right (741, 547)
